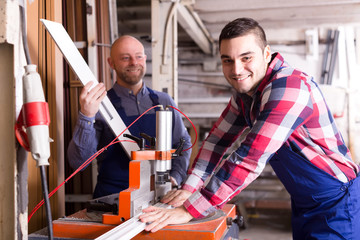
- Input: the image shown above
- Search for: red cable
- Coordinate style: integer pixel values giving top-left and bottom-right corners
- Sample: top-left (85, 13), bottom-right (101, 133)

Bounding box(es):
top-left (167, 105), bottom-right (198, 152)
top-left (28, 104), bottom-right (197, 222)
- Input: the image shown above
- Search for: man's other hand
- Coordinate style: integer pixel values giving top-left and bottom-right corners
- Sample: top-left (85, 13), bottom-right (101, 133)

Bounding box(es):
top-left (79, 82), bottom-right (107, 117)
top-left (161, 189), bottom-right (192, 207)
top-left (139, 206), bottom-right (193, 232)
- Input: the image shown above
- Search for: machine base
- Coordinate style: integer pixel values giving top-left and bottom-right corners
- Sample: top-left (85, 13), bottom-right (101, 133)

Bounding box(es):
top-left (50, 204), bottom-right (237, 239)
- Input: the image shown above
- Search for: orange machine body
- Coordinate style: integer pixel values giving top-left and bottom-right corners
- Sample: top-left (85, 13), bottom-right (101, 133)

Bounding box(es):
top-left (53, 204), bottom-right (236, 239)
top-left (52, 148), bottom-right (238, 239)
top-left (102, 149), bottom-right (174, 225)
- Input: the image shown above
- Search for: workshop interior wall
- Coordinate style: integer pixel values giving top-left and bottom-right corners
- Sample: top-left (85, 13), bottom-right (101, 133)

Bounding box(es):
top-left (26, 0), bottom-right (64, 234)
top-left (16, 0), bottom-right (360, 236)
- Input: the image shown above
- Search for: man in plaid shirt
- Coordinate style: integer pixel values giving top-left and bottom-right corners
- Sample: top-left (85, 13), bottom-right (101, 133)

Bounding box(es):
top-left (140, 18), bottom-right (360, 239)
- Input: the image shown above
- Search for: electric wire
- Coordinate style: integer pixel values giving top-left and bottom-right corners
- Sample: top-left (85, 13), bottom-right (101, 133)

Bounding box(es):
top-left (28, 104), bottom-right (198, 222)
top-left (20, 5), bottom-right (31, 65)
top-left (40, 166), bottom-right (54, 240)
top-left (167, 105), bottom-right (197, 151)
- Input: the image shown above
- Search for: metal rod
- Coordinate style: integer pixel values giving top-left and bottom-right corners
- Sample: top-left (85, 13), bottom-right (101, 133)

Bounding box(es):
top-left (320, 29), bottom-right (332, 84)
top-left (91, 41), bottom-right (112, 48)
top-left (328, 30), bottom-right (340, 85)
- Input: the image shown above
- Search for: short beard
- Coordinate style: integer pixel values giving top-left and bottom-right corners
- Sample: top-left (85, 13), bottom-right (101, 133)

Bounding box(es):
top-left (116, 69), bottom-right (145, 86)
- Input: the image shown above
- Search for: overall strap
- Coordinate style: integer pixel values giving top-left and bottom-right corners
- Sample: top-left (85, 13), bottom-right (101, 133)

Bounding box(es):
top-left (147, 87), bottom-right (160, 106)
top-left (107, 88), bottom-right (123, 110)
top-left (108, 87), bottom-right (159, 110)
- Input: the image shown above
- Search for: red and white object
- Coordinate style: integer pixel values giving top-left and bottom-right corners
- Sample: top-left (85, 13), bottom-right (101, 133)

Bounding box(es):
top-left (15, 64), bottom-right (52, 166)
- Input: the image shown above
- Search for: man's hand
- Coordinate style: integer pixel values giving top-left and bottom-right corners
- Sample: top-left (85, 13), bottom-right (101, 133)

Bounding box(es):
top-left (79, 82), bottom-right (107, 118)
top-left (161, 189), bottom-right (192, 207)
top-left (139, 205), bottom-right (193, 232)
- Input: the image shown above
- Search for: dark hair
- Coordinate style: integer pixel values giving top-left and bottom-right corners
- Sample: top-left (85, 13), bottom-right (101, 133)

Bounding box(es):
top-left (219, 18), bottom-right (267, 50)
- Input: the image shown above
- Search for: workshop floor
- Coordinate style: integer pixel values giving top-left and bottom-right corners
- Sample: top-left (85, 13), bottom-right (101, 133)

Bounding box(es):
top-left (239, 222), bottom-right (292, 240)
top-left (238, 211), bottom-right (292, 240)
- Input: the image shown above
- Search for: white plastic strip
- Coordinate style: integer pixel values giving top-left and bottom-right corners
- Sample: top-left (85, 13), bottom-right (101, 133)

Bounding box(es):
top-left (95, 202), bottom-right (171, 240)
top-left (40, 19), bottom-right (139, 157)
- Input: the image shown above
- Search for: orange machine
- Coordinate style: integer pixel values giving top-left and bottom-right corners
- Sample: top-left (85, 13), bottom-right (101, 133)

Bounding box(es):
top-left (52, 204), bottom-right (237, 239)
top-left (52, 108), bottom-right (240, 239)
top-left (52, 149), bottom-right (239, 239)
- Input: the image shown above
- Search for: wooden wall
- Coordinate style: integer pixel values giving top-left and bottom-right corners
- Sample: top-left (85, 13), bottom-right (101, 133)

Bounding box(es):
top-left (27, 0), bottom-right (64, 233)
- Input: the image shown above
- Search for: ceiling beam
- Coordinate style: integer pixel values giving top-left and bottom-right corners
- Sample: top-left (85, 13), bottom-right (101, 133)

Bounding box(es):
top-left (194, 0), bottom-right (360, 12)
top-left (206, 15), bottom-right (360, 41)
top-left (177, 3), bottom-right (215, 54)
top-left (197, 3), bottom-right (360, 39)
top-left (198, 4), bottom-right (360, 24)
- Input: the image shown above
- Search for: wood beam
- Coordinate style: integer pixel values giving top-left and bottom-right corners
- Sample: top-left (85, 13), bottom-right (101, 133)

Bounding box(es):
top-left (194, 0), bottom-right (360, 12)
top-left (0, 42), bottom-right (16, 240)
top-left (198, 4), bottom-right (360, 24)
top-left (177, 4), bottom-right (214, 54)
top-left (27, 0), bottom-right (64, 233)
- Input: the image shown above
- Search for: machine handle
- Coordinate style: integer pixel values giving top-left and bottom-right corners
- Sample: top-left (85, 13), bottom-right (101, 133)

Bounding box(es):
top-left (172, 138), bottom-right (185, 158)
top-left (140, 132), bottom-right (156, 149)
top-left (123, 134), bottom-right (145, 150)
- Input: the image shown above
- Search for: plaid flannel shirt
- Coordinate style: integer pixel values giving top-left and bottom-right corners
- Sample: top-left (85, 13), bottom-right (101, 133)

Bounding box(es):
top-left (182, 53), bottom-right (359, 218)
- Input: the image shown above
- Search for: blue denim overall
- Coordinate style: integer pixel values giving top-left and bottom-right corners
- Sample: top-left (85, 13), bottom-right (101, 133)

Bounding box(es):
top-left (269, 145), bottom-right (360, 239)
top-left (93, 88), bottom-right (159, 198)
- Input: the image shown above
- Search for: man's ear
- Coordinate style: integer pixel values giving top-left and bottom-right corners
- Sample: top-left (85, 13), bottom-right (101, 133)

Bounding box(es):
top-left (264, 45), bottom-right (271, 63)
top-left (107, 57), bottom-right (114, 69)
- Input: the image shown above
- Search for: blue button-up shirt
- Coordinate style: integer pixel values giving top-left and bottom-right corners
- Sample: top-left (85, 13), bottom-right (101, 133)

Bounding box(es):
top-left (67, 83), bottom-right (192, 187)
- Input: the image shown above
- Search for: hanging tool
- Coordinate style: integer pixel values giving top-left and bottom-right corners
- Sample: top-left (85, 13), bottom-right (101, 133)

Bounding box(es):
top-left (15, 64), bottom-right (54, 239)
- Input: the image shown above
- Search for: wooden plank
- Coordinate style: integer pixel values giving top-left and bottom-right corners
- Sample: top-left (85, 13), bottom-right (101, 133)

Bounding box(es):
top-left (96, 0), bottom-right (113, 89)
top-left (26, 0), bottom-right (64, 233)
top-left (48, 0), bottom-right (65, 221)
top-left (177, 4), bottom-right (213, 54)
top-left (198, 4), bottom-right (360, 24)
top-left (27, 0), bottom-right (45, 233)
top-left (0, 42), bottom-right (16, 240)
top-left (194, 0), bottom-right (360, 11)
top-left (86, 0), bottom-right (99, 81)
top-left (205, 14), bottom-right (360, 41)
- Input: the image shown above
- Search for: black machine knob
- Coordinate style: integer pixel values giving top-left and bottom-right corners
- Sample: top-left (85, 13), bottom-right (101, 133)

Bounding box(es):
top-left (140, 132), bottom-right (156, 149)
top-left (123, 134), bottom-right (146, 150)
top-left (172, 138), bottom-right (185, 158)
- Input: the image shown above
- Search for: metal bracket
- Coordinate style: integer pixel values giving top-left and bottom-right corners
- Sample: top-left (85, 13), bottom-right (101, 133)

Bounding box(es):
top-left (91, 41), bottom-right (111, 48)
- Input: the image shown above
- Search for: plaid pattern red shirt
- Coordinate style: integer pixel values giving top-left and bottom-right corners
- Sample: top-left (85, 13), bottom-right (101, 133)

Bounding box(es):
top-left (182, 53), bottom-right (359, 218)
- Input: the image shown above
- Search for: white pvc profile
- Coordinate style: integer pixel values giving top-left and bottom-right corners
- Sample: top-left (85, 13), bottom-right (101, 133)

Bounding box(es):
top-left (96, 202), bottom-right (171, 240)
top-left (40, 19), bottom-right (139, 157)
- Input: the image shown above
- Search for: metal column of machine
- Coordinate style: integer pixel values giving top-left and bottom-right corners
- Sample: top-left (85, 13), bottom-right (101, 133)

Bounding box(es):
top-left (154, 107), bottom-right (173, 200)
top-left (101, 107), bottom-right (174, 225)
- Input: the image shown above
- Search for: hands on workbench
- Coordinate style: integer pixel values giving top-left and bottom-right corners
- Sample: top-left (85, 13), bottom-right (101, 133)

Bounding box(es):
top-left (139, 189), bottom-right (193, 232)
top-left (160, 189), bottom-right (192, 207)
top-left (139, 205), bottom-right (193, 232)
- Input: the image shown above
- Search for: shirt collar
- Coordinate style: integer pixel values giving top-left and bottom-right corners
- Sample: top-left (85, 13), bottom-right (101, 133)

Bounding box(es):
top-left (257, 52), bottom-right (285, 94)
top-left (112, 82), bottom-right (147, 97)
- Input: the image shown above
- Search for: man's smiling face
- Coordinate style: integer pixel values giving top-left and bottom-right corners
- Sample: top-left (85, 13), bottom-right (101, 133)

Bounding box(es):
top-left (220, 33), bottom-right (271, 96)
top-left (108, 36), bottom-right (147, 88)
